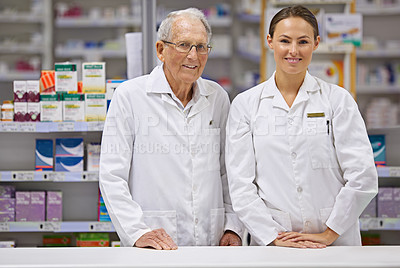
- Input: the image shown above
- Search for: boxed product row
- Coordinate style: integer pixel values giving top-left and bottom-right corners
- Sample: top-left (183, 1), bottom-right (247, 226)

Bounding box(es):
top-left (35, 138), bottom-right (100, 172)
top-left (0, 78), bottom-right (124, 122)
top-left (361, 187), bottom-right (400, 218)
top-left (365, 98), bottom-right (399, 128)
top-left (357, 62), bottom-right (400, 88)
top-left (0, 233), bottom-right (120, 248)
top-left (0, 187), bottom-right (62, 223)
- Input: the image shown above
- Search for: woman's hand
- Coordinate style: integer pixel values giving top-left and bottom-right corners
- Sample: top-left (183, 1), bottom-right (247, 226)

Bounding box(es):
top-left (276, 227), bottom-right (339, 247)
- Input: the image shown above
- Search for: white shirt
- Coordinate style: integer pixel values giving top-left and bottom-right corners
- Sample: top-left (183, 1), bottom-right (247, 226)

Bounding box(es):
top-left (99, 65), bottom-right (243, 247)
top-left (226, 72), bottom-right (378, 246)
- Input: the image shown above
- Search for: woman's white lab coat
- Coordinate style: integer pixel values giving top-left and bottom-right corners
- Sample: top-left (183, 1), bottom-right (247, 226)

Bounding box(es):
top-left (99, 65), bottom-right (243, 247)
top-left (226, 72), bottom-right (378, 246)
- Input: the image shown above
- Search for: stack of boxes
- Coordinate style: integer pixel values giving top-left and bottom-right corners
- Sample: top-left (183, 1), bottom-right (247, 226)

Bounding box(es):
top-left (3, 61), bottom-right (121, 123)
top-left (0, 185), bottom-right (62, 223)
top-left (55, 138), bottom-right (84, 172)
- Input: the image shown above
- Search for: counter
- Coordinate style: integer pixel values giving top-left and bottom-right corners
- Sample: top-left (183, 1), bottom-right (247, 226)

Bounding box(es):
top-left (0, 246), bottom-right (399, 268)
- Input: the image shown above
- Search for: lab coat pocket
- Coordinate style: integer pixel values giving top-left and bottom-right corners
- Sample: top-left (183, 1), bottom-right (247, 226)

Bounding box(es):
top-left (319, 207), bottom-right (333, 231)
top-left (210, 208), bottom-right (225, 246)
top-left (269, 208), bottom-right (292, 231)
top-left (142, 210), bottom-right (178, 244)
top-left (205, 128), bottom-right (221, 172)
top-left (306, 118), bottom-right (339, 169)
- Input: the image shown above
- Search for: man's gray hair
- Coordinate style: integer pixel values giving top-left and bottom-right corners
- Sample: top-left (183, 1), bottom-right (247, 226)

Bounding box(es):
top-left (157, 7), bottom-right (212, 43)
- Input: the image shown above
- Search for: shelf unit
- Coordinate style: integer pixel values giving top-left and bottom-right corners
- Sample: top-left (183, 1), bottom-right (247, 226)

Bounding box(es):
top-left (0, 120), bottom-right (114, 246)
top-left (0, 0), bottom-right (52, 100)
top-left (260, 0), bottom-right (357, 97)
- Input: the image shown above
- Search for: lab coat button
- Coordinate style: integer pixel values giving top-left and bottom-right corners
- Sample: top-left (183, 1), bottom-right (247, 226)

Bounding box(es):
top-left (297, 187), bottom-right (302, 193)
top-left (288, 118), bottom-right (293, 125)
top-left (195, 218), bottom-right (199, 224)
top-left (305, 221), bottom-right (311, 227)
top-left (291, 152), bottom-right (297, 159)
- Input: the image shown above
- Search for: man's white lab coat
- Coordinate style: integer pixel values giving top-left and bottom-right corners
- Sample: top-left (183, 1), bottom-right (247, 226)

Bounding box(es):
top-left (100, 65), bottom-right (243, 247)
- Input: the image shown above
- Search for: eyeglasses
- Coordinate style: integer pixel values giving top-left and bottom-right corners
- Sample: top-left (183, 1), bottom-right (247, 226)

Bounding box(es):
top-left (162, 40), bottom-right (212, 55)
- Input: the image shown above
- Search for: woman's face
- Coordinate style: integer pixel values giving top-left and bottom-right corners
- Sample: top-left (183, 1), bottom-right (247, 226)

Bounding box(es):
top-left (267, 16), bottom-right (319, 76)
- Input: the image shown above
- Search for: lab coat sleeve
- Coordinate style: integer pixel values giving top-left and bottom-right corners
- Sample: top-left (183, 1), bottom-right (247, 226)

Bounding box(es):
top-left (218, 92), bottom-right (245, 239)
top-left (325, 87), bottom-right (378, 235)
top-left (99, 84), bottom-right (151, 247)
top-left (225, 93), bottom-right (286, 246)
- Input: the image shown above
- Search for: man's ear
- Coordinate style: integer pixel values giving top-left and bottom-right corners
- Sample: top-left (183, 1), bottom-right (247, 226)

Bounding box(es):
top-left (156, 41), bottom-right (165, 62)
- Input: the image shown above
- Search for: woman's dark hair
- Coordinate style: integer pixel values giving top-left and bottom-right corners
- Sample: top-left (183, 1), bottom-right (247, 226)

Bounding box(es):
top-left (269, 5), bottom-right (319, 40)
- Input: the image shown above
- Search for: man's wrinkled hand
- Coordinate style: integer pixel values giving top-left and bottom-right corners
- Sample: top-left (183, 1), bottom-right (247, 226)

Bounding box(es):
top-left (134, 228), bottom-right (178, 250)
top-left (219, 230), bottom-right (242, 246)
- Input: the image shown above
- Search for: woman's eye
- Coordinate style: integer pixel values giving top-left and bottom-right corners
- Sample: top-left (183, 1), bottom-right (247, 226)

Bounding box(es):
top-left (280, 39), bottom-right (289, 43)
top-left (299, 40), bottom-right (309, 44)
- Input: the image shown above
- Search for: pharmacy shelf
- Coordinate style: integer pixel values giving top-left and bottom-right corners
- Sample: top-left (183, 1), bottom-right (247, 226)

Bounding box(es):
top-left (0, 171), bottom-right (98, 182)
top-left (357, 6), bottom-right (400, 16)
top-left (0, 221), bottom-right (114, 233)
top-left (55, 47), bottom-right (126, 59)
top-left (0, 121), bottom-right (104, 133)
top-left (357, 49), bottom-right (400, 58)
top-left (377, 166), bottom-right (400, 178)
top-left (207, 17), bottom-right (232, 27)
top-left (56, 17), bottom-right (141, 28)
top-left (360, 218), bottom-right (400, 231)
top-left (237, 50), bottom-right (261, 64)
top-left (0, 13), bottom-right (43, 23)
top-left (0, 71), bottom-right (40, 82)
top-left (237, 13), bottom-right (260, 23)
top-left (357, 85), bottom-right (400, 95)
top-left (269, 0), bottom-right (352, 5)
top-left (0, 45), bottom-right (44, 54)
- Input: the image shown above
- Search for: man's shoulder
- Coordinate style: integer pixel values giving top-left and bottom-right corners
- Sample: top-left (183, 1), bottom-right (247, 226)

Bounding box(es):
top-left (116, 74), bottom-right (150, 95)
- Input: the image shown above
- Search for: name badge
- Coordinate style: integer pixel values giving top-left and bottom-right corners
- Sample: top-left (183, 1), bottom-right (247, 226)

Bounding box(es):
top-left (307, 112), bottom-right (325, 118)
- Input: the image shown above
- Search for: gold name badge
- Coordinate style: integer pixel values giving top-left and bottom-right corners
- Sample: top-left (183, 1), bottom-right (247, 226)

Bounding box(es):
top-left (307, 112), bottom-right (325, 118)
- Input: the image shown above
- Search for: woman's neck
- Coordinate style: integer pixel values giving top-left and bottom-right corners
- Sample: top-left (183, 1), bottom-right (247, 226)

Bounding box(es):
top-left (275, 71), bottom-right (306, 108)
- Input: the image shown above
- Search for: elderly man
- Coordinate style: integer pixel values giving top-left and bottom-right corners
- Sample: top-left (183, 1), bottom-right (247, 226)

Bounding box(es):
top-left (99, 8), bottom-right (243, 249)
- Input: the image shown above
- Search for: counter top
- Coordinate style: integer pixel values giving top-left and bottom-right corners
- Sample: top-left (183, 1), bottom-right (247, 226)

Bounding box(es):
top-left (0, 246), bottom-right (399, 268)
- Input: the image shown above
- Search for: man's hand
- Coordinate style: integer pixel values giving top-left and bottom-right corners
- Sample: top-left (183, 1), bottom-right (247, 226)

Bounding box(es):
top-left (134, 228), bottom-right (178, 250)
top-left (219, 230), bottom-right (242, 246)
top-left (273, 237), bottom-right (326, 248)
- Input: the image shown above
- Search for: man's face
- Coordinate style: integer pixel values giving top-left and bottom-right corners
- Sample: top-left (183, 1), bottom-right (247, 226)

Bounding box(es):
top-left (157, 16), bottom-right (209, 89)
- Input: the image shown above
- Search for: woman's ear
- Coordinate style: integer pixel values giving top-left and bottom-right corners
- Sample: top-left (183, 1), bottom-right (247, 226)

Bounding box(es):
top-left (267, 34), bottom-right (273, 50)
top-left (313, 35), bottom-right (320, 51)
top-left (156, 41), bottom-right (165, 62)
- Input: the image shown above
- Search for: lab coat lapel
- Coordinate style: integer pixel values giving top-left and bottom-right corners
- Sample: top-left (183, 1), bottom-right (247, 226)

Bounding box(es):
top-left (261, 75), bottom-right (290, 112)
top-left (188, 95), bottom-right (209, 118)
top-left (291, 72), bottom-right (319, 109)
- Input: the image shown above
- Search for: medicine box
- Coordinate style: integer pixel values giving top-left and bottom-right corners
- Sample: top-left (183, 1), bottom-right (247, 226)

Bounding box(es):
top-left (87, 143), bottom-right (101, 171)
top-left (324, 13), bottom-right (363, 46)
top-left (27, 102), bottom-right (40, 122)
top-left (0, 185), bottom-right (16, 198)
top-left (0, 212), bottom-right (14, 222)
top-left (55, 156), bottom-right (83, 172)
top-left (377, 187), bottom-right (396, 218)
top-left (82, 62), bottom-right (106, 93)
top-left (35, 139), bottom-right (53, 171)
top-left (39, 70), bottom-right (55, 94)
top-left (46, 191), bottom-right (62, 222)
top-left (14, 102), bottom-right (28, 122)
top-left (62, 93), bottom-right (85, 122)
top-left (40, 94), bottom-right (62, 122)
top-left (15, 191), bottom-right (30, 222)
top-left (26, 80), bottom-right (40, 102)
top-left (13, 80), bottom-right (27, 102)
top-left (55, 138), bottom-right (84, 157)
top-left (55, 62), bottom-right (78, 94)
top-left (0, 198), bottom-right (15, 212)
top-left (30, 191), bottom-right (45, 221)
top-left (85, 93), bottom-right (106, 121)
top-left (368, 135), bottom-right (386, 166)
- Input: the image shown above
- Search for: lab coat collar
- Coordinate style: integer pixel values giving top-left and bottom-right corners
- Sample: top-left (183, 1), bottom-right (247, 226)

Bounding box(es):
top-left (260, 71), bottom-right (320, 110)
top-left (146, 64), bottom-right (215, 97)
top-left (146, 64), bottom-right (212, 117)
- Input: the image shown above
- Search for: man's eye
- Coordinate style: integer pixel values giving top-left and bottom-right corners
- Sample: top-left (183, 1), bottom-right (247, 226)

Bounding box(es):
top-left (197, 44), bottom-right (206, 50)
top-left (179, 43), bottom-right (190, 48)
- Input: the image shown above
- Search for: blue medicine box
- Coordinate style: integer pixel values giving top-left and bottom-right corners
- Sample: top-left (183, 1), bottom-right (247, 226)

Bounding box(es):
top-left (35, 139), bottom-right (53, 171)
top-left (368, 135), bottom-right (386, 166)
top-left (55, 138), bottom-right (84, 157)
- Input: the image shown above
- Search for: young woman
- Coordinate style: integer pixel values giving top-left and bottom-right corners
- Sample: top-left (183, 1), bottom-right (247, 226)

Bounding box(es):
top-left (226, 5), bottom-right (378, 248)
